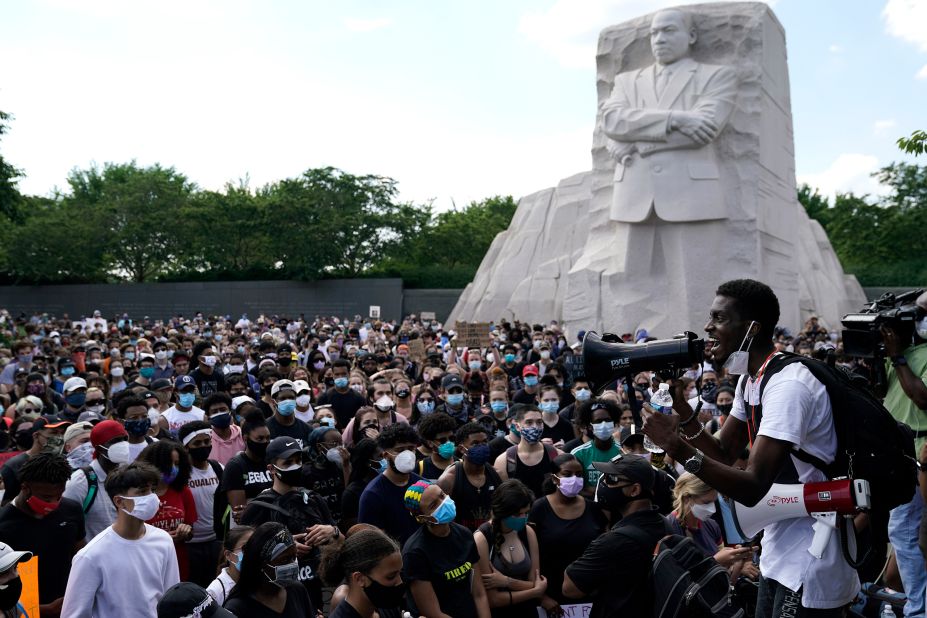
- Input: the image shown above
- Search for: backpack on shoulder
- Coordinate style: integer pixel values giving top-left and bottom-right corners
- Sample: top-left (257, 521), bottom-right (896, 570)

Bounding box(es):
top-left (619, 528), bottom-right (743, 618)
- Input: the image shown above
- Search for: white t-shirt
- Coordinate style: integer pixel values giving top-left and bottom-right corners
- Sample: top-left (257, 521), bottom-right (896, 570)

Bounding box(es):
top-left (188, 463), bottom-right (221, 543)
top-left (127, 439), bottom-right (154, 462)
top-left (206, 567), bottom-right (237, 606)
top-left (295, 405), bottom-right (315, 424)
top-left (687, 395), bottom-right (718, 417)
top-left (732, 361), bottom-right (859, 608)
top-left (61, 524), bottom-right (180, 618)
top-left (162, 405), bottom-right (206, 436)
top-left (63, 458), bottom-right (115, 542)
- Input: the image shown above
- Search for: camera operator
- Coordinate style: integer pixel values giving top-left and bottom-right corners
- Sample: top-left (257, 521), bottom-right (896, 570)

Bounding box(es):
top-left (643, 279), bottom-right (858, 617)
top-left (880, 290), bottom-right (927, 618)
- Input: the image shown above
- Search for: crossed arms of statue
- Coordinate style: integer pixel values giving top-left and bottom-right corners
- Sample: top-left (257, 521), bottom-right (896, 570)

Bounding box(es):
top-left (600, 64), bottom-right (737, 161)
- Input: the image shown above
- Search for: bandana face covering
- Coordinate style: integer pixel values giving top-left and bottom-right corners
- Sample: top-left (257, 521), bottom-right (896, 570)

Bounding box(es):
top-left (722, 320), bottom-right (757, 376)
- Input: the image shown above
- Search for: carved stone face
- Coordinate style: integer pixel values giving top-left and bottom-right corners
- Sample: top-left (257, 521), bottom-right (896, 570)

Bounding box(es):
top-left (650, 10), bottom-right (696, 65)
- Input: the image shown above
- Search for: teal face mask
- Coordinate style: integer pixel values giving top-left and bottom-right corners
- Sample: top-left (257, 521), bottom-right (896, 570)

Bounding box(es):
top-left (437, 441), bottom-right (456, 459)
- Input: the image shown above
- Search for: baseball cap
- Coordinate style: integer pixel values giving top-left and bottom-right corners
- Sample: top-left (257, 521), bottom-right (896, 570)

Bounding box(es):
top-left (63, 421), bottom-right (94, 445)
top-left (0, 542), bottom-right (33, 573)
top-left (157, 582), bottom-right (235, 618)
top-left (31, 416), bottom-right (71, 433)
top-left (63, 377), bottom-right (88, 393)
top-left (292, 380), bottom-right (311, 395)
top-left (592, 453), bottom-right (655, 491)
top-left (619, 425), bottom-right (645, 448)
top-left (265, 436), bottom-right (303, 463)
top-left (77, 410), bottom-right (105, 423)
top-left (522, 365), bottom-right (539, 377)
top-left (150, 378), bottom-right (173, 391)
top-left (174, 375), bottom-right (196, 392)
top-left (231, 395), bottom-right (255, 412)
top-left (441, 374), bottom-right (463, 391)
top-left (270, 379), bottom-right (295, 398)
top-left (91, 420), bottom-right (128, 449)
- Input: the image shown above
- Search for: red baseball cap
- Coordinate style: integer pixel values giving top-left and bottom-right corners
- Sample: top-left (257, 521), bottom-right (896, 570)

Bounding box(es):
top-left (522, 365), bottom-right (539, 377)
top-left (90, 420), bottom-right (128, 449)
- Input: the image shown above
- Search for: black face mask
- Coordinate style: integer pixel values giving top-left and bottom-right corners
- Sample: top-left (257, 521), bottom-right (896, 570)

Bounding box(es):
top-left (0, 577), bottom-right (23, 611)
top-left (363, 577), bottom-right (407, 609)
top-left (717, 403), bottom-right (733, 415)
top-left (596, 479), bottom-right (646, 511)
top-left (188, 445), bottom-right (212, 463)
top-left (248, 440), bottom-right (269, 459)
top-left (273, 465), bottom-right (303, 487)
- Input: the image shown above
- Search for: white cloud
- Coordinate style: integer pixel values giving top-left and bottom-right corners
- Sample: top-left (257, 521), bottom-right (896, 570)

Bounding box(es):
top-left (917, 63), bottom-right (927, 79)
top-left (518, 0), bottom-right (776, 69)
top-left (828, 44), bottom-right (843, 53)
top-left (797, 154), bottom-right (885, 203)
top-left (883, 0), bottom-right (927, 52)
top-left (873, 119), bottom-right (897, 134)
top-left (343, 17), bottom-right (393, 33)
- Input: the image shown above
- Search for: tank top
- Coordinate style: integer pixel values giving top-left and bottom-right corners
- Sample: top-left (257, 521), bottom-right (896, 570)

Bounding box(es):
top-left (477, 522), bottom-right (537, 618)
top-left (453, 462), bottom-right (501, 531)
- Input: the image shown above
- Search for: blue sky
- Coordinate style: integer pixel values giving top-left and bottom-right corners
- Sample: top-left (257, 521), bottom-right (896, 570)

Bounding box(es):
top-left (1, 0), bottom-right (924, 210)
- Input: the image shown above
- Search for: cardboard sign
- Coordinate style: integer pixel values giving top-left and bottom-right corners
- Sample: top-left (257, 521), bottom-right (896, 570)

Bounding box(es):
top-left (407, 338), bottom-right (427, 362)
top-left (537, 603), bottom-right (592, 618)
top-left (19, 556), bottom-right (39, 618)
top-left (368, 306), bottom-right (381, 319)
top-left (420, 311), bottom-right (436, 321)
top-left (455, 321), bottom-right (492, 349)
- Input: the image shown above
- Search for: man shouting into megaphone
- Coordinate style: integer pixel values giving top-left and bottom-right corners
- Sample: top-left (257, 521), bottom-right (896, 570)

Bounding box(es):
top-left (642, 279), bottom-right (858, 617)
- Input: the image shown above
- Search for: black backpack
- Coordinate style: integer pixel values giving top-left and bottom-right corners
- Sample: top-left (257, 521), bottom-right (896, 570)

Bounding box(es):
top-left (619, 529), bottom-right (742, 618)
top-left (751, 354), bottom-right (916, 513)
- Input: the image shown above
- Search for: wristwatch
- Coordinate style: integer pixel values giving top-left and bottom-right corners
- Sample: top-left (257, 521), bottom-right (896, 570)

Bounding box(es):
top-left (891, 355), bottom-right (908, 367)
top-left (683, 448), bottom-right (705, 474)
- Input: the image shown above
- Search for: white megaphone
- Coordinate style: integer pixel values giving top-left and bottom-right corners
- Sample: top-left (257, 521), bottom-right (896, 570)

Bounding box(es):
top-left (730, 479), bottom-right (870, 559)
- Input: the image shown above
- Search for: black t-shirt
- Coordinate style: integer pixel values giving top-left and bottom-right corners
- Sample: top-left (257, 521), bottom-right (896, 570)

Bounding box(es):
top-left (418, 456), bottom-right (452, 481)
top-left (512, 388), bottom-right (537, 405)
top-left (340, 478), bottom-right (371, 528)
top-left (488, 435), bottom-right (515, 463)
top-left (316, 388), bottom-right (366, 429)
top-left (329, 599), bottom-right (402, 618)
top-left (541, 415), bottom-right (575, 444)
top-left (402, 523), bottom-right (481, 618)
top-left (301, 462), bottom-right (344, 523)
top-left (190, 367), bottom-right (226, 397)
top-left (0, 498), bottom-right (85, 603)
top-left (563, 436), bottom-right (583, 453)
top-left (565, 508), bottom-right (667, 618)
top-left (529, 496), bottom-right (606, 605)
top-left (0, 452), bottom-right (29, 504)
top-left (221, 452), bottom-right (273, 501)
top-left (224, 582), bottom-right (314, 617)
top-left (266, 416), bottom-right (312, 448)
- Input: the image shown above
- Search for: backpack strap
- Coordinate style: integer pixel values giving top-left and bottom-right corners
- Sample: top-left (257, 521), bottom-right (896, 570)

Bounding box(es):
top-left (81, 466), bottom-right (98, 514)
top-left (247, 492), bottom-right (296, 520)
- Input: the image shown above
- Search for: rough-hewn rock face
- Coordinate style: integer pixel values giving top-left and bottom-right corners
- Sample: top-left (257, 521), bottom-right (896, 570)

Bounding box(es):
top-left (450, 2), bottom-right (866, 335)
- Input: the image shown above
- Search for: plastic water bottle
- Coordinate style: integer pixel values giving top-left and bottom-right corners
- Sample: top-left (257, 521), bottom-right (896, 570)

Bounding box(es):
top-left (644, 382), bottom-right (673, 453)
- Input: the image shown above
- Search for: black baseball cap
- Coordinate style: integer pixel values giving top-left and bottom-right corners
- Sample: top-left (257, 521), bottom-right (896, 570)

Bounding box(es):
top-left (265, 436), bottom-right (302, 463)
top-left (157, 582), bottom-right (235, 618)
top-left (619, 425), bottom-right (645, 448)
top-left (441, 374), bottom-right (463, 390)
top-left (593, 453), bottom-right (655, 491)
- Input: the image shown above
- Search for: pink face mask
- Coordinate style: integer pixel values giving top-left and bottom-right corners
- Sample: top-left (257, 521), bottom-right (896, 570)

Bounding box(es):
top-left (556, 475), bottom-right (585, 498)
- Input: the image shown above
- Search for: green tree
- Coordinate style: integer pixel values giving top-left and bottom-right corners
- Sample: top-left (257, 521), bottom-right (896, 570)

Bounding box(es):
top-left (264, 167), bottom-right (432, 279)
top-left (67, 162), bottom-right (195, 282)
top-left (0, 110), bottom-right (23, 222)
top-left (898, 130), bottom-right (927, 156)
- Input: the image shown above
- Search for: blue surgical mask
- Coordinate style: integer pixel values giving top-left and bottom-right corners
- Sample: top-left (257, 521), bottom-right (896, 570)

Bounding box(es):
top-left (416, 400), bottom-right (435, 415)
top-left (575, 388), bottom-right (592, 402)
top-left (504, 354), bottom-right (516, 364)
top-left (178, 392), bottom-right (196, 408)
top-left (234, 550), bottom-right (244, 572)
top-left (446, 393), bottom-right (464, 407)
top-left (320, 417), bottom-right (336, 428)
top-left (592, 420), bottom-right (615, 441)
top-left (378, 458), bottom-right (388, 474)
top-left (539, 402), bottom-right (559, 414)
top-left (490, 401), bottom-right (508, 415)
top-left (61, 366), bottom-right (75, 377)
top-left (276, 400), bottom-right (297, 416)
top-left (524, 376), bottom-right (538, 387)
top-left (430, 495), bottom-right (457, 525)
top-left (334, 377), bottom-right (349, 389)
top-left (163, 464), bottom-right (179, 484)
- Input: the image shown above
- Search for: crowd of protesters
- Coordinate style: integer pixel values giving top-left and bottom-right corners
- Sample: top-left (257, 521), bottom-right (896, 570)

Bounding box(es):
top-left (0, 277), bottom-right (922, 618)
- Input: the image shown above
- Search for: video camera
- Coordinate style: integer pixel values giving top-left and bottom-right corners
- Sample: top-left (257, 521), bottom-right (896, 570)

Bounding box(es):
top-left (582, 331), bottom-right (705, 392)
top-left (841, 289), bottom-right (924, 359)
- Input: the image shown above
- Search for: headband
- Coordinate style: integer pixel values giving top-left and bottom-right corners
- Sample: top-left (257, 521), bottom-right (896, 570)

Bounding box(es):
top-left (181, 428), bottom-right (211, 446)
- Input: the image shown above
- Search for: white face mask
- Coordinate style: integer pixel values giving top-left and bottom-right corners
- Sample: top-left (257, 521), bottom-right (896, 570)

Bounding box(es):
top-left (296, 394), bottom-right (312, 409)
top-left (917, 317), bottom-right (927, 340)
top-left (325, 447), bottom-right (343, 466)
top-left (690, 501), bottom-right (716, 521)
top-left (202, 355), bottom-right (218, 368)
top-left (375, 395), bottom-right (394, 412)
top-left (722, 321), bottom-right (758, 376)
top-left (226, 364), bottom-right (245, 375)
top-left (392, 450), bottom-right (416, 474)
top-left (102, 440), bottom-right (131, 464)
top-left (119, 492), bottom-right (161, 521)
top-left (111, 366), bottom-right (124, 378)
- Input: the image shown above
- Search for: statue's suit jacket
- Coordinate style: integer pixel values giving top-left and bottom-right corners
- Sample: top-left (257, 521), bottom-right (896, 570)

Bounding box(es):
top-left (601, 56), bottom-right (737, 223)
